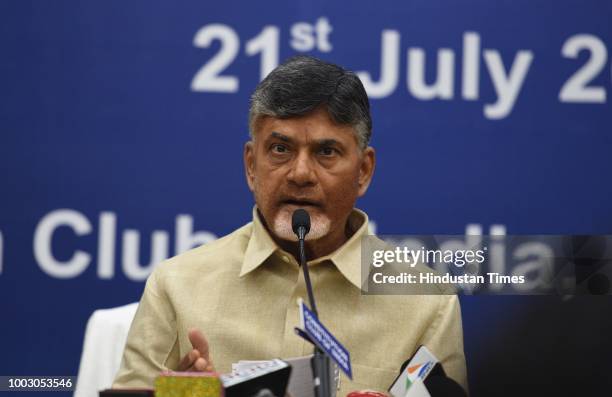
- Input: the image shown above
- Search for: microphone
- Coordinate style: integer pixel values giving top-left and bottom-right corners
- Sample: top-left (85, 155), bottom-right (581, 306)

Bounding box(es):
top-left (291, 209), bottom-right (332, 397)
top-left (424, 376), bottom-right (467, 397)
top-left (388, 346), bottom-right (466, 397)
top-left (291, 209), bottom-right (317, 315)
top-left (292, 208), bottom-right (311, 241)
top-left (220, 359), bottom-right (292, 397)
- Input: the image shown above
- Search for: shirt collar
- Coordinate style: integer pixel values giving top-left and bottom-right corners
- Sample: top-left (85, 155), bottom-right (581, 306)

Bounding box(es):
top-left (240, 206), bottom-right (370, 290)
top-left (240, 207), bottom-right (278, 277)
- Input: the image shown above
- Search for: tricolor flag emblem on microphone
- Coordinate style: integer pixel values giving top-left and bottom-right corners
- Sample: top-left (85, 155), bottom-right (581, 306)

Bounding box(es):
top-left (389, 346), bottom-right (439, 397)
top-left (404, 361), bottom-right (435, 388)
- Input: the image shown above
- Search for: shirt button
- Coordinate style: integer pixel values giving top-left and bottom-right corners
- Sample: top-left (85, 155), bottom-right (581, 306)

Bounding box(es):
top-left (282, 255), bottom-right (290, 263)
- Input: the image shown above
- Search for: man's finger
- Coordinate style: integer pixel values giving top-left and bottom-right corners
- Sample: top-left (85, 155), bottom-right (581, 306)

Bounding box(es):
top-left (178, 349), bottom-right (200, 371)
top-left (193, 357), bottom-right (208, 371)
top-left (186, 357), bottom-right (213, 372)
top-left (188, 328), bottom-right (211, 361)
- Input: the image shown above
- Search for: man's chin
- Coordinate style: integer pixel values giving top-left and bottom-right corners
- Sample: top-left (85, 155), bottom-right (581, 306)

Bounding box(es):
top-left (272, 209), bottom-right (330, 242)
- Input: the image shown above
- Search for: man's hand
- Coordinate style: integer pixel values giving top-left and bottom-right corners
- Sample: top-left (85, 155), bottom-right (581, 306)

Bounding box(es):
top-left (177, 328), bottom-right (215, 372)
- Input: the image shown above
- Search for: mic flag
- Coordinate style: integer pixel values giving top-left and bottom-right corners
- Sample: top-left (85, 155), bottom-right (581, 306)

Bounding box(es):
top-left (155, 372), bottom-right (223, 397)
top-left (297, 299), bottom-right (353, 379)
top-left (388, 346), bottom-right (439, 397)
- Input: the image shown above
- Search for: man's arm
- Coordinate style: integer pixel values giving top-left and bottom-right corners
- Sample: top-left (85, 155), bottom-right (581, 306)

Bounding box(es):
top-left (418, 294), bottom-right (468, 393)
top-left (113, 268), bottom-right (180, 388)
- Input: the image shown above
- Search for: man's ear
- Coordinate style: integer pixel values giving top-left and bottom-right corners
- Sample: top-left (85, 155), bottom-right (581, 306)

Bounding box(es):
top-left (244, 141), bottom-right (256, 192)
top-left (357, 146), bottom-right (376, 197)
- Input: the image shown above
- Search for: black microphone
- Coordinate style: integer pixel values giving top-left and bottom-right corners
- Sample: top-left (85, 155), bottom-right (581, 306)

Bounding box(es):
top-left (292, 208), bottom-right (311, 241)
top-left (389, 346), bottom-right (467, 397)
top-left (291, 209), bottom-right (331, 397)
top-left (221, 359), bottom-right (292, 397)
top-left (424, 376), bottom-right (467, 397)
top-left (291, 209), bottom-right (317, 315)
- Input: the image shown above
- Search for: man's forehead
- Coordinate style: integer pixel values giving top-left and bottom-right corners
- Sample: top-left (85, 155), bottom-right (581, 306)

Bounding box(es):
top-left (254, 113), bottom-right (357, 145)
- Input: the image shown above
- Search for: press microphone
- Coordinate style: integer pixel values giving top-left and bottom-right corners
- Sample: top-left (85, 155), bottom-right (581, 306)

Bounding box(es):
top-left (388, 346), bottom-right (466, 397)
top-left (220, 359), bottom-right (292, 397)
top-left (291, 209), bottom-right (318, 315)
top-left (291, 209), bottom-right (332, 397)
top-left (292, 208), bottom-right (311, 241)
top-left (423, 376), bottom-right (467, 397)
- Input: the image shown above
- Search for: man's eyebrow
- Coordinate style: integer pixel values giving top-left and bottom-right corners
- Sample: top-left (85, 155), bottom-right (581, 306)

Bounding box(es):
top-left (270, 131), bottom-right (292, 142)
top-left (269, 133), bottom-right (341, 147)
top-left (317, 139), bottom-right (341, 146)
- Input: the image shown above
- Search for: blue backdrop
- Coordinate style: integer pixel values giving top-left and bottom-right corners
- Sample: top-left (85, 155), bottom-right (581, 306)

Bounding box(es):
top-left (1, 1), bottom-right (611, 396)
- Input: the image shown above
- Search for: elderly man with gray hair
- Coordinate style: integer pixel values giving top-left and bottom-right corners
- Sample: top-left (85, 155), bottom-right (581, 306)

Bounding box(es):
top-left (113, 55), bottom-right (467, 395)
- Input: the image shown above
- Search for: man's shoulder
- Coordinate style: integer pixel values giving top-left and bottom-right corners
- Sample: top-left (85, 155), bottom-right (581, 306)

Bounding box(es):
top-left (153, 222), bottom-right (253, 277)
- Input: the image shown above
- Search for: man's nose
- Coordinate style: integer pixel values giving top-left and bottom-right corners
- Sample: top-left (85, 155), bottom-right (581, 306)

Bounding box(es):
top-left (287, 150), bottom-right (316, 186)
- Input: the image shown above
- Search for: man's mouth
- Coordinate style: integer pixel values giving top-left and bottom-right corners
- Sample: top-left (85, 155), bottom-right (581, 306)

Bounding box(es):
top-left (280, 199), bottom-right (322, 208)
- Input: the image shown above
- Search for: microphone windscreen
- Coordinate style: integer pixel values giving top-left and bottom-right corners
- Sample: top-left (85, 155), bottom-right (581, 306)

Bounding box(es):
top-left (291, 209), bottom-right (311, 235)
top-left (424, 376), bottom-right (467, 397)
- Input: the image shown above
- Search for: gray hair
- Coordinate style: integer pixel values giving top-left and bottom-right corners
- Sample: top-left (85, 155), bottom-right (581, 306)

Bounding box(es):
top-left (248, 56), bottom-right (372, 149)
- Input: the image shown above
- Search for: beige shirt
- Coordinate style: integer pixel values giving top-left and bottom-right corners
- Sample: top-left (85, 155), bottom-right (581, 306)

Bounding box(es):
top-left (113, 208), bottom-right (468, 395)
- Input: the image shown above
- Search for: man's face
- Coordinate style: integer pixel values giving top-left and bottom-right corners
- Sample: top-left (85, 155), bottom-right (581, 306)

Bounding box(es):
top-left (244, 107), bottom-right (375, 242)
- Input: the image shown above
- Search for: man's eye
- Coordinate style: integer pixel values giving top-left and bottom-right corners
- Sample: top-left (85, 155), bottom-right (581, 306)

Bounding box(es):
top-left (271, 144), bottom-right (288, 153)
top-left (318, 147), bottom-right (337, 156)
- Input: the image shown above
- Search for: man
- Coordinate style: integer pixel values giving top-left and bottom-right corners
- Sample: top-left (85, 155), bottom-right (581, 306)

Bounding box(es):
top-left (113, 56), bottom-right (467, 395)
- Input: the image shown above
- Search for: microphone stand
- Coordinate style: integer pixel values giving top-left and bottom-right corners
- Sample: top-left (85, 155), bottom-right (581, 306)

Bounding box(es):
top-left (296, 227), bottom-right (332, 397)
